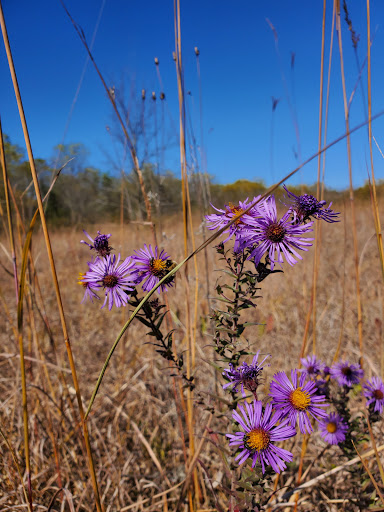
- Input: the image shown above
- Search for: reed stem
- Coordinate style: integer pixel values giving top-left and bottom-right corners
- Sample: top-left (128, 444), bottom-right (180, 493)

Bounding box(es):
top-left (335, 0), bottom-right (364, 365)
top-left (0, 3), bottom-right (103, 510)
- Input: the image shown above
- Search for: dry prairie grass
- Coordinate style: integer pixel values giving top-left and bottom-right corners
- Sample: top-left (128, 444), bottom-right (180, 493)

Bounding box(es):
top-left (0, 199), bottom-right (383, 511)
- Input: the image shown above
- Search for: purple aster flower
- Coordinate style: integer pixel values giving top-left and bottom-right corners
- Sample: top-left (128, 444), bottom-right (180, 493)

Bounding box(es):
top-left (269, 369), bottom-right (328, 434)
top-left (78, 272), bottom-right (100, 303)
top-left (131, 244), bottom-right (175, 293)
top-left (300, 354), bottom-right (325, 379)
top-left (323, 366), bottom-right (331, 377)
top-left (82, 254), bottom-right (136, 310)
top-left (330, 360), bottom-right (364, 387)
top-left (227, 400), bottom-right (296, 473)
top-left (318, 412), bottom-right (348, 445)
top-left (245, 196), bottom-right (314, 270)
top-left (81, 230), bottom-right (112, 257)
top-left (283, 185), bottom-right (340, 223)
top-left (205, 197), bottom-right (263, 251)
top-left (364, 376), bottom-right (384, 414)
top-left (222, 352), bottom-right (270, 397)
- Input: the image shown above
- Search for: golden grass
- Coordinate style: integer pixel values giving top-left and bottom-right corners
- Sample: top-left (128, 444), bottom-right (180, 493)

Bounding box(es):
top-left (1, 201), bottom-right (383, 510)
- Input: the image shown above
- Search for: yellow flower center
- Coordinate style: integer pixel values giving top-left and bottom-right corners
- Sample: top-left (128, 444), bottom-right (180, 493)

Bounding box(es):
top-left (226, 203), bottom-right (244, 225)
top-left (326, 422), bottom-right (337, 433)
top-left (289, 387), bottom-right (311, 411)
top-left (78, 272), bottom-right (87, 288)
top-left (150, 258), bottom-right (167, 276)
top-left (244, 428), bottom-right (270, 451)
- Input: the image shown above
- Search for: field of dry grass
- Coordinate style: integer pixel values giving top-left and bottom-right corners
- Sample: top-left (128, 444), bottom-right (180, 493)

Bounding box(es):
top-left (1, 199), bottom-right (383, 511)
top-left (1, 0), bottom-right (384, 509)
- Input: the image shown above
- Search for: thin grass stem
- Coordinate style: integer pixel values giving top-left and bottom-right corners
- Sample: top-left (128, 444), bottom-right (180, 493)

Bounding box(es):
top-left (85, 112), bottom-right (384, 422)
top-left (335, 0), bottom-right (364, 365)
top-left (0, 4), bottom-right (103, 508)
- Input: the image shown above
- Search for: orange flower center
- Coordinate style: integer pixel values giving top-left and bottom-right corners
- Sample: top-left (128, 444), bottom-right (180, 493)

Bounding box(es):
top-left (226, 203), bottom-right (245, 225)
top-left (149, 258), bottom-right (167, 276)
top-left (78, 272), bottom-right (87, 288)
top-left (244, 428), bottom-right (270, 451)
top-left (289, 387), bottom-right (311, 411)
top-left (326, 422), bottom-right (337, 433)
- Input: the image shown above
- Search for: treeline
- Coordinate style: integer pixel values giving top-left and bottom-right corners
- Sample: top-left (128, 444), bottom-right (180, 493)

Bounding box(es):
top-left (0, 135), bottom-right (380, 227)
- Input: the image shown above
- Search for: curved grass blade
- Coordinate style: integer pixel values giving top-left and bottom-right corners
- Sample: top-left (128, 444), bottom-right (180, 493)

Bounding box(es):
top-left (85, 112), bottom-right (384, 420)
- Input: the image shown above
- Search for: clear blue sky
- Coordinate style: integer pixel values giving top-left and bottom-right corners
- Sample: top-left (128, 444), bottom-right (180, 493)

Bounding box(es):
top-left (1, 0), bottom-right (384, 190)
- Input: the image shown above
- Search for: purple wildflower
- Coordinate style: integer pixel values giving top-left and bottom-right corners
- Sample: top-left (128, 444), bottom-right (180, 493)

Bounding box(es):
top-left (283, 185), bottom-right (340, 223)
top-left (227, 400), bottom-right (296, 473)
top-left (222, 352), bottom-right (270, 397)
top-left (78, 272), bottom-right (100, 303)
top-left (318, 412), bottom-right (348, 445)
top-left (82, 254), bottom-right (136, 310)
top-left (300, 354), bottom-right (325, 379)
top-left (364, 376), bottom-right (384, 414)
top-left (323, 366), bottom-right (331, 377)
top-left (269, 369), bottom-right (328, 434)
top-left (81, 230), bottom-right (112, 257)
top-left (205, 197), bottom-right (263, 252)
top-left (245, 196), bottom-right (314, 270)
top-left (330, 360), bottom-right (364, 387)
top-left (132, 244), bottom-right (174, 293)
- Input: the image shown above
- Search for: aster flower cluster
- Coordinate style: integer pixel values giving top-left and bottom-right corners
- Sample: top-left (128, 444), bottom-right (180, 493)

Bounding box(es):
top-left (300, 356), bottom-right (384, 447)
top-left (283, 185), bottom-right (340, 224)
top-left (224, 351), bottom-right (384, 476)
top-left (205, 187), bottom-right (339, 270)
top-left (223, 353), bottom-right (329, 475)
top-left (207, 194), bottom-right (339, 476)
top-left (78, 230), bottom-right (175, 310)
top-left (78, 229), bottom-right (193, 389)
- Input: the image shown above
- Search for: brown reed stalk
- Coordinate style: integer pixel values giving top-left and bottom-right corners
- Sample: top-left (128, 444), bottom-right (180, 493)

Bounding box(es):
top-left (352, 440), bottom-right (384, 505)
top-left (173, 0), bottom-right (200, 505)
top-left (366, 0), bottom-right (384, 378)
top-left (365, 410), bottom-right (384, 488)
top-left (333, 199), bottom-right (347, 362)
top-left (299, 0), bottom-right (333, 365)
top-left (0, 106), bottom-right (32, 511)
top-left (321, 1), bottom-right (336, 200)
top-left (194, 48), bottom-right (212, 383)
top-left (16, 319), bottom-right (32, 511)
top-left (292, 435), bottom-right (309, 512)
top-left (0, 116), bottom-right (18, 301)
top-left (0, 3), bottom-right (103, 510)
top-left (367, 0), bottom-right (384, 278)
top-left (26, 284), bottom-right (64, 491)
top-left (0, 420), bottom-right (30, 505)
top-left (311, 0), bottom-right (327, 356)
top-left (335, 0), bottom-right (364, 365)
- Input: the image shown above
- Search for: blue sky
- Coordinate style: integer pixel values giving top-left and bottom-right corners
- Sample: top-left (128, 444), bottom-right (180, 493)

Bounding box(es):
top-left (1, 0), bottom-right (384, 189)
